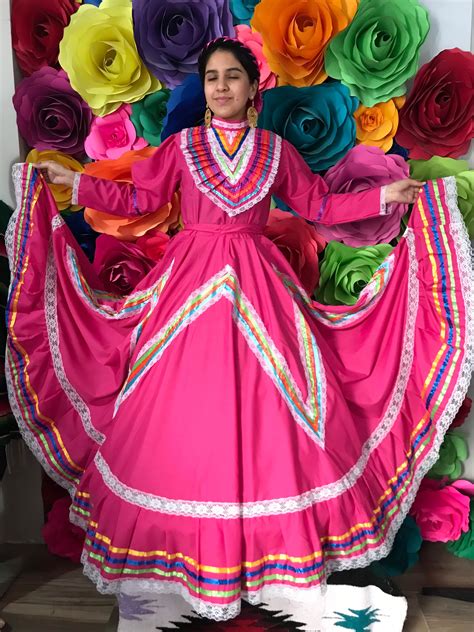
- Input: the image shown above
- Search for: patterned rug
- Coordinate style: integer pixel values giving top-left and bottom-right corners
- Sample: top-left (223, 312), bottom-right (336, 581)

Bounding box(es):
top-left (117, 582), bottom-right (407, 632)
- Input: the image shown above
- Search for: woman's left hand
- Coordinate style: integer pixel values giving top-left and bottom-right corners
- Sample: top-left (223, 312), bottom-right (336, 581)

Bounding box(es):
top-left (384, 178), bottom-right (425, 204)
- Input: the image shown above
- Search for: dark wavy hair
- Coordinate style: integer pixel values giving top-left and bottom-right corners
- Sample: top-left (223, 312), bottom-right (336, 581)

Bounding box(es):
top-left (198, 37), bottom-right (260, 87)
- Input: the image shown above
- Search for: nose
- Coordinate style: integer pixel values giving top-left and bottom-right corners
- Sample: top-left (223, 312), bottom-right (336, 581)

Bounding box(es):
top-left (215, 76), bottom-right (229, 92)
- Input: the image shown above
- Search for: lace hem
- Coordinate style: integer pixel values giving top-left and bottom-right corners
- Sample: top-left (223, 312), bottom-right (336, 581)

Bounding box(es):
top-left (81, 555), bottom-right (242, 621)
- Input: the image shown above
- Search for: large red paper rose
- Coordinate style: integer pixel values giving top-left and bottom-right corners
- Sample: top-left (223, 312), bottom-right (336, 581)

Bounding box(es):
top-left (11, 0), bottom-right (81, 76)
top-left (264, 209), bottom-right (326, 295)
top-left (396, 48), bottom-right (474, 159)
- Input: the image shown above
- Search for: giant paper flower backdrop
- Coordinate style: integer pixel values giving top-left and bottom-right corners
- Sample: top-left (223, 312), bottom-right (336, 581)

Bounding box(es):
top-left (13, 67), bottom-right (92, 158)
top-left (319, 145), bottom-right (409, 246)
top-left (396, 48), bottom-right (474, 159)
top-left (83, 148), bottom-right (181, 239)
top-left (59, 0), bottom-right (161, 116)
top-left (251, 0), bottom-right (358, 87)
top-left (11, 0), bottom-right (81, 76)
top-left (325, 0), bottom-right (429, 106)
top-left (260, 84), bottom-right (358, 172)
top-left (132, 0), bottom-right (234, 88)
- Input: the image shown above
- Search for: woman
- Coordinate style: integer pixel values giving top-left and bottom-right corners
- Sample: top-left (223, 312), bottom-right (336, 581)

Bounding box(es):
top-left (8, 37), bottom-right (472, 627)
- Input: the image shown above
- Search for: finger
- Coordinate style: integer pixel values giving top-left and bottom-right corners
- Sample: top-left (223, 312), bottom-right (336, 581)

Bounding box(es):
top-left (407, 179), bottom-right (425, 187)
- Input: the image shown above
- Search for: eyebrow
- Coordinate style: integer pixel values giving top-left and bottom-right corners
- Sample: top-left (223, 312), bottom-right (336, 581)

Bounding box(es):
top-left (205, 67), bottom-right (243, 75)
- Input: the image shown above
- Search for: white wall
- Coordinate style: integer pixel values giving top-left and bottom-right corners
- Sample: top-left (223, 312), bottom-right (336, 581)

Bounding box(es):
top-left (0, 1), bottom-right (473, 544)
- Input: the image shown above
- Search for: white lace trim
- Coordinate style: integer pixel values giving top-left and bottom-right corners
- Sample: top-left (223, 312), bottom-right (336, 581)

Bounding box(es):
top-left (180, 128), bottom-right (282, 217)
top-left (52, 215), bottom-right (65, 231)
top-left (71, 172), bottom-right (82, 207)
top-left (45, 245), bottom-right (105, 444)
top-left (6, 163), bottom-right (27, 270)
top-left (212, 117), bottom-right (249, 131)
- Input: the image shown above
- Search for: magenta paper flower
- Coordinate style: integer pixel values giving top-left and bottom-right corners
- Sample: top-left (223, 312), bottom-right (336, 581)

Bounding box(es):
top-left (235, 25), bottom-right (276, 91)
top-left (410, 478), bottom-right (474, 543)
top-left (12, 66), bottom-right (92, 157)
top-left (318, 145), bottom-right (409, 246)
top-left (84, 105), bottom-right (148, 161)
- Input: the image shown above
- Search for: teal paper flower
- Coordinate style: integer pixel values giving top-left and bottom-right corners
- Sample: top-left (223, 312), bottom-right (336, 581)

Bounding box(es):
top-left (260, 84), bottom-right (358, 172)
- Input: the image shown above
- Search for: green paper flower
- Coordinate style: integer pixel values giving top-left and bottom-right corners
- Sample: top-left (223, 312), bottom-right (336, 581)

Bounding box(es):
top-left (59, 0), bottom-right (161, 116)
top-left (316, 241), bottom-right (392, 306)
top-left (409, 157), bottom-right (469, 181)
top-left (325, 0), bottom-right (430, 106)
top-left (131, 89), bottom-right (171, 146)
top-left (428, 431), bottom-right (468, 480)
top-left (447, 500), bottom-right (474, 560)
top-left (455, 171), bottom-right (474, 240)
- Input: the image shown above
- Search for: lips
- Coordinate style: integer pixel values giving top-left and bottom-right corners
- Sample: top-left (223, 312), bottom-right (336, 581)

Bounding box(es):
top-left (214, 98), bottom-right (232, 105)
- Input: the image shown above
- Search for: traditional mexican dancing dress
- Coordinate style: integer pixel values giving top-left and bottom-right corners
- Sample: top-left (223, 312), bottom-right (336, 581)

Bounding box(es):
top-left (6, 117), bottom-right (473, 624)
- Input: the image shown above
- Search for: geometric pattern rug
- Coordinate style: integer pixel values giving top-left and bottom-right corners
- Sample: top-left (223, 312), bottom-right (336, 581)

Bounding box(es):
top-left (118, 583), bottom-right (407, 632)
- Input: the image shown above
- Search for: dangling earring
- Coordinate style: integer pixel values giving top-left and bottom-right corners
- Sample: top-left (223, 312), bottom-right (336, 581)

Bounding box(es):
top-left (204, 104), bottom-right (212, 128)
top-left (247, 99), bottom-right (258, 128)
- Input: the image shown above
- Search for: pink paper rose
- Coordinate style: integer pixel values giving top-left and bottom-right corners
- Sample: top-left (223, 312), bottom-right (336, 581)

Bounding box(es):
top-left (319, 145), bottom-right (409, 247)
top-left (410, 478), bottom-right (474, 542)
top-left (84, 105), bottom-right (147, 161)
top-left (264, 208), bottom-right (326, 294)
top-left (93, 234), bottom-right (164, 295)
top-left (235, 25), bottom-right (277, 92)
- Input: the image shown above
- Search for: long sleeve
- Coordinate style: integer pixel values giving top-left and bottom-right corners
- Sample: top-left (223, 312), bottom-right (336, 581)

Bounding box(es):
top-left (272, 138), bottom-right (389, 225)
top-left (72, 134), bottom-right (181, 217)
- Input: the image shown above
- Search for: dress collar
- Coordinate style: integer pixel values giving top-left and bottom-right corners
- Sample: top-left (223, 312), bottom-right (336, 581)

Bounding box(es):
top-left (211, 116), bottom-right (249, 131)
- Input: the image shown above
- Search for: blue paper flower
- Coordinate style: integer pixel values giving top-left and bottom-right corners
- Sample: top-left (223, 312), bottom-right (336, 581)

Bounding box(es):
top-left (259, 83), bottom-right (358, 172)
top-left (229, 0), bottom-right (259, 24)
top-left (83, 0), bottom-right (102, 5)
top-left (161, 75), bottom-right (206, 140)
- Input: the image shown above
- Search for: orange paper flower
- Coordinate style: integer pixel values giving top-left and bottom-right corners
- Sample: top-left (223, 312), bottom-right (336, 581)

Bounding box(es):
top-left (26, 149), bottom-right (84, 211)
top-left (83, 147), bottom-right (181, 240)
top-left (354, 97), bottom-right (405, 153)
top-left (251, 0), bottom-right (358, 87)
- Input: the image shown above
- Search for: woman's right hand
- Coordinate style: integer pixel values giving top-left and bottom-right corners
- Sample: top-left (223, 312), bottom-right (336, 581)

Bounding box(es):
top-left (30, 160), bottom-right (76, 188)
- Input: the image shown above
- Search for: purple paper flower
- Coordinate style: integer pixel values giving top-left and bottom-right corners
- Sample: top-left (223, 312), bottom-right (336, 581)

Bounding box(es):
top-left (319, 145), bottom-right (409, 247)
top-left (12, 66), bottom-right (92, 157)
top-left (132, 0), bottom-right (234, 88)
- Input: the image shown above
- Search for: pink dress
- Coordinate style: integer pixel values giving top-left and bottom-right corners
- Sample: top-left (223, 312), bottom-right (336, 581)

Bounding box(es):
top-left (6, 117), bottom-right (473, 621)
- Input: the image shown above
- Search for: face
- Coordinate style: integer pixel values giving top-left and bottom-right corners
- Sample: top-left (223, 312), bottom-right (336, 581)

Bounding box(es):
top-left (204, 49), bottom-right (258, 121)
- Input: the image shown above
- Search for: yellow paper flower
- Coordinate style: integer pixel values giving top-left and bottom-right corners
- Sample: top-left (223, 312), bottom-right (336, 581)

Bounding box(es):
top-left (26, 149), bottom-right (84, 211)
top-left (251, 0), bottom-right (359, 87)
top-left (354, 98), bottom-right (405, 153)
top-left (59, 0), bottom-right (161, 116)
